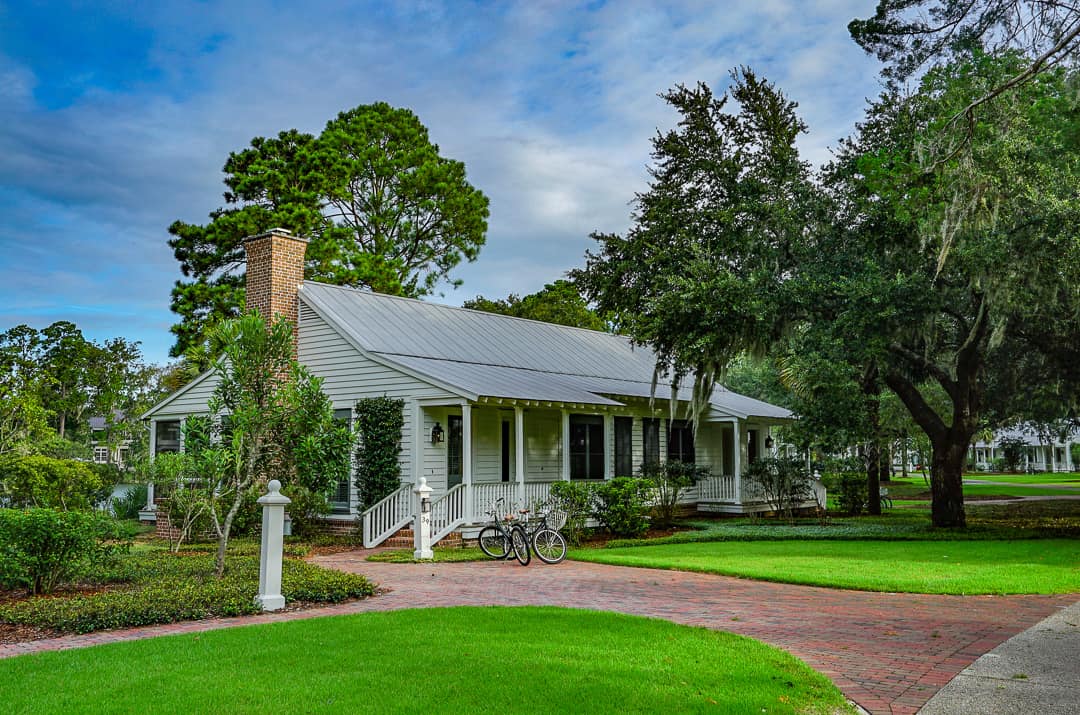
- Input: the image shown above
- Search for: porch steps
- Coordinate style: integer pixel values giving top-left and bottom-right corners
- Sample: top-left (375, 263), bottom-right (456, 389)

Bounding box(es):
top-left (381, 528), bottom-right (464, 550)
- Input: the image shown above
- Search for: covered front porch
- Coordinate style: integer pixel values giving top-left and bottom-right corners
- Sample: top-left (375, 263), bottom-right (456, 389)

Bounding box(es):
top-left (361, 396), bottom-right (794, 547)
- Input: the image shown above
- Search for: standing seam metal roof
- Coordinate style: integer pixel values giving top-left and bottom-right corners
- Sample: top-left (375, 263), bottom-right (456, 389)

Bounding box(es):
top-left (300, 281), bottom-right (792, 420)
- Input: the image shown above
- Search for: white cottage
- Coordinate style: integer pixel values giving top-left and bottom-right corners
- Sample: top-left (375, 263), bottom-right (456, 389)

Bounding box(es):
top-left (143, 229), bottom-right (808, 546)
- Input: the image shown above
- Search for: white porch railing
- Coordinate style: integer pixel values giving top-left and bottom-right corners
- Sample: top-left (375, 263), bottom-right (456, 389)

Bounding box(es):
top-left (697, 475), bottom-right (736, 501)
top-left (430, 483), bottom-right (466, 543)
top-left (361, 485), bottom-right (413, 548)
top-left (470, 481), bottom-right (557, 523)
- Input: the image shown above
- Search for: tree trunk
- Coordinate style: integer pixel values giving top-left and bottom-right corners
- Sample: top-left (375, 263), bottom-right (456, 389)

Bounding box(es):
top-left (930, 439), bottom-right (967, 527)
top-left (865, 440), bottom-right (882, 515)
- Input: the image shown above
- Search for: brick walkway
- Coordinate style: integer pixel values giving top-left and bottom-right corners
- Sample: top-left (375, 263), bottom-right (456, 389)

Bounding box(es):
top-left (1, 554), bottom-right (1074, 715)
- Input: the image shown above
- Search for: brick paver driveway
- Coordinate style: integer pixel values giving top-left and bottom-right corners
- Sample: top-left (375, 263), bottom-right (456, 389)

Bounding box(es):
top-left (1, 553), bottom-right (1073, 715)
top-left (317, 555), bottom-right (1073, 715)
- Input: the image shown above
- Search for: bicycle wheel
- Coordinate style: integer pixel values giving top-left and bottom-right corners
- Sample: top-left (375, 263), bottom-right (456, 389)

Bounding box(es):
top-left (510, 525), bottom-right (531, 566)
top-left (478, 526), bottom-right (510, 560)
top-left (532, 529), bottom-right (567, 564)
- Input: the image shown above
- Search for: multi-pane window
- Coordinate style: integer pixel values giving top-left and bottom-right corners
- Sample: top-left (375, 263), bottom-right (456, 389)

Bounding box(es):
top-left (668, 419), bottom-right (695, 464)
top-left (331, 409), bottom-right (352, 511)
top-left (155, 420), bottom-right (181, 454)
top-left (570, 414), bottom-right (604, 480)
top-left (642, 418), bottom-right (661, 466)
top-left (614, 416), bottom-right (633, 477)
top-left (93, 447), bottom-right (110, 464)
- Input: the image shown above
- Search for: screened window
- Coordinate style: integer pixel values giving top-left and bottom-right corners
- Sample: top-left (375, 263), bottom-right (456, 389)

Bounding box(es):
top-left (668, 419), bottom-right (695, 464)
top-left (330, 409), bottom-right (352, 511)
top-left (570, 414), bottom-right (604, 480)
top-left (642, 418), bottom-right (661, 466)
top-left (614, 416), bottom-right (633, 476)
top-left (155, 420), bottom-right (181, 454)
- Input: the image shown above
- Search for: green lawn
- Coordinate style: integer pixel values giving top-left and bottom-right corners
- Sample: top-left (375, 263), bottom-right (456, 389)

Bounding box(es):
top-left (966, 474), bottom-right (1080, 485)
top-left (880, 475), bottom-right (1080, 500)
top-left (571, 539), bottom-right (1080, 595)
top-left (0, 607), bottom-right (853, 715)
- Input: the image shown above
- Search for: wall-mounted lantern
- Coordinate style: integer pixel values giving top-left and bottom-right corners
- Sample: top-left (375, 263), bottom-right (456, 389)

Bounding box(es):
top-left (764, 435), bottom-right (774, 450)
top-left (431, 422), bottom-right (445, 445)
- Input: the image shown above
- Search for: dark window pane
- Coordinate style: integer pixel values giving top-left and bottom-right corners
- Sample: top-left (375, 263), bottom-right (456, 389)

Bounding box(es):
top-left (614, 417), bottom-right (633, 476)
top-left (570, 414), bottom-right (604, 479)
top-left (668, 419), bottom-right (695, 464)
top-left (155, 420), bottom-right (181, 454)
top-left (448, 416), bottom-right (463, 487)
top-left (643, 418), bottom-right (660, 466)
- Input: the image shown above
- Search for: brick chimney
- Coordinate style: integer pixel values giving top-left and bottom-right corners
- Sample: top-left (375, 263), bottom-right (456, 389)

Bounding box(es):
top-left (242, 228), bottom-right (309, 354)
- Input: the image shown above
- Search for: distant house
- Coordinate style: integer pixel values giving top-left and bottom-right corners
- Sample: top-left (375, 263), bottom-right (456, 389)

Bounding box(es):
top-left (143, 229), bottom-right (811, 545)
top-left (89, 412), bottom-right (130, 468)
top-left (970, 424), bottom-right (1078, 472)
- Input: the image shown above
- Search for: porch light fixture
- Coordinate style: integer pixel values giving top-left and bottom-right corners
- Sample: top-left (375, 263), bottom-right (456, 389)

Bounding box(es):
top-left (431, 422), bottom-right (445, 445)
top-left (764, 436), bottom-right (774, 449)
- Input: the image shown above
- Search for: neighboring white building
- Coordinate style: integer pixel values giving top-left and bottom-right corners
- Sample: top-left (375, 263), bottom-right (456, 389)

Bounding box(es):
top-left (143, 229), bottom-right (809, 545)
top-left (970, 424), bottom-right (1078, 472)
top-left (88, 413), bottom-right (131, 468)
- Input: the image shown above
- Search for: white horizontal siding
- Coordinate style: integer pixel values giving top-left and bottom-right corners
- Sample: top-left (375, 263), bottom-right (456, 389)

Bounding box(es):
top-left (151, 372), bottom-right (220, 418)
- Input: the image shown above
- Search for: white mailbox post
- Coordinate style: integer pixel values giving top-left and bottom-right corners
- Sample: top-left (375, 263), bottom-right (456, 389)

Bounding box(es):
top-left (256, 479), bottom-right (291, 612)
top-left (414, 477), bottom-right (433, 560)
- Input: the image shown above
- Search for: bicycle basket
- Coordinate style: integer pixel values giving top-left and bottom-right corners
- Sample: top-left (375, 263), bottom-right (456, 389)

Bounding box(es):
top-left (546, 508), bottom-right (568, 531)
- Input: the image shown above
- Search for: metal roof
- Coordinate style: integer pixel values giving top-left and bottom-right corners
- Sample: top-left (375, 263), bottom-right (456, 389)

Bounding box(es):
top-left (301, 281), bottom-right (793, 420)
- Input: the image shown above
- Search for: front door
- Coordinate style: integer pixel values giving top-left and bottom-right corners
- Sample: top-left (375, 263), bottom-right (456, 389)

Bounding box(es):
top-left (448, 415), bottom-right (463, 488)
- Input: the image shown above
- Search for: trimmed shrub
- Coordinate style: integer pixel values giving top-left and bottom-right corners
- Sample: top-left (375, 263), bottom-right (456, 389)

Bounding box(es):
top-left (593, 477), bottom-right (650, 538)
top-left (0, 455), bottom-right (113, 511)
top-left (550, 480), bottom-right (595, 545)
top-left (0, 552), bottom-right (374, 634)
top-left (0, 508), bottom-right (130, 595)
top-left (353, 397), bottom-right (405, 511)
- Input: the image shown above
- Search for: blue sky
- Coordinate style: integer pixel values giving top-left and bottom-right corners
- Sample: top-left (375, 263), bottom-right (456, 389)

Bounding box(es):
top-left (0, 1), bottom-right (884, 364)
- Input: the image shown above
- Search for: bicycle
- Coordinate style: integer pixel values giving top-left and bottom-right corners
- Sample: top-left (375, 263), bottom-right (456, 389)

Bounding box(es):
top-left (477, 498), bottom-right (531, 565)
top-left (517, 502), bottom-right (568, 565)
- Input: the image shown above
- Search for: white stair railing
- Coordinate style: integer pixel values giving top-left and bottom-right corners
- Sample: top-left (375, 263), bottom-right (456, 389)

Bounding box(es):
top-left (361, 485), bottom-right (413, 548)
top-left (430, 484), bottom-right (466, 544)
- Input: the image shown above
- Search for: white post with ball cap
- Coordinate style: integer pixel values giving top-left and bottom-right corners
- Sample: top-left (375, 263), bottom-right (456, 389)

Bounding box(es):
top-left (256, 479), bottom-right (291, 612)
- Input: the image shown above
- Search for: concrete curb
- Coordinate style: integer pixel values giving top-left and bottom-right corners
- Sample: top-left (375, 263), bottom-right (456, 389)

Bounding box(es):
top-left (919, 600), bottom-right (1080, 714)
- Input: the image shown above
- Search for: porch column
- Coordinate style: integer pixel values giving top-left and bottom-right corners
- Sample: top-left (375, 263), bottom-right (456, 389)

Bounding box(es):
top-left (146, 419), bottom-right (157, 511)
top-left (603, 413), bottom-right (613, 479)
top-left (561, 409), bottom-right (570, 481)
top-left (515, 406), bottom-right (525, 505)
top-left (732, 420), bottom-right (742, 504)
top-left (463, 403), bottom-right (473, 521)
top-left (1051, 445), bottom-right (1057, 473)
top-left (412, 401), bottom-right (422, 484)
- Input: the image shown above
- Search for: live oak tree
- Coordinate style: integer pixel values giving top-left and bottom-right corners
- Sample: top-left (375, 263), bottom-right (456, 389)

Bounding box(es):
top-left (169, 102), bottom-right (490, 358)
top-left (850, 1), bottom-right (1080, 98)
top-left (463, 279), bottom-right (610, 331)
top-left (577, 56), bottom-right (1080, 528)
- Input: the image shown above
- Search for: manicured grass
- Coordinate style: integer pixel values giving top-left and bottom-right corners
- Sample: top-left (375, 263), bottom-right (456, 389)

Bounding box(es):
top-left (366, 546), bottom-right (490, 563)
top-left (570, 539), bottom-right (1080, 594)
top-left (967, 473), bottom-right (1080, 485)
top-left (0, 607), bottom-right (854, 715)
top-left (962, 484), bottom-right (1080, 497)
